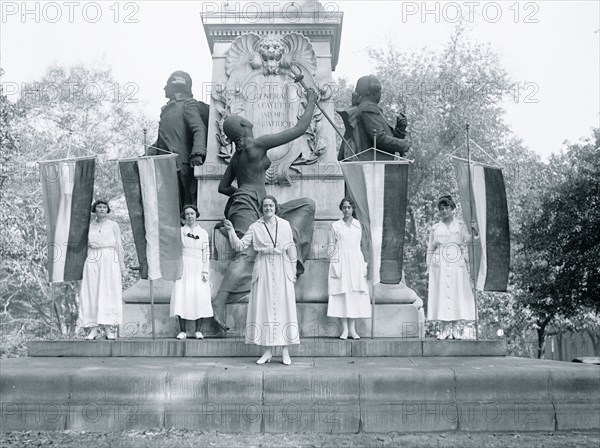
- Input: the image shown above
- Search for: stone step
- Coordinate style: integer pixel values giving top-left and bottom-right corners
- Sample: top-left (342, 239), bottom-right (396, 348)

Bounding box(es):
top-left (2, 356), bottom-right (598, 433)
top-left (27, 338), bottom-right (506, 358)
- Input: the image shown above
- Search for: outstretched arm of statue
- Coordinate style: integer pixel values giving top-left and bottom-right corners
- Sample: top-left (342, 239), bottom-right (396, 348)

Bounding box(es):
top-left (218, 154), bottom-right (238, 197)
top-left (223, 219), bottom-right (252, 252)
top-left (256, 88), bottom-right (317, 151)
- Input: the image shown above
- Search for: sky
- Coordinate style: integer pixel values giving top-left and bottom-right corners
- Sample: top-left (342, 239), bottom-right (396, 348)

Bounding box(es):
top-left (1, 0), bottom-right (599, 160)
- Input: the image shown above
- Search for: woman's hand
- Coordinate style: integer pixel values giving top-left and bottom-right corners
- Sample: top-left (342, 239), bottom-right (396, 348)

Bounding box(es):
top-left (201, 272), bottom-right (209, 283)
top-left (470, 220), bottom-right (479, 237)
top-left (223, 219), bottom-right (234, 232)
top-left (307, 87), bottom-right (318, 103)
top-left (121, 267), bottom-right (128, 277)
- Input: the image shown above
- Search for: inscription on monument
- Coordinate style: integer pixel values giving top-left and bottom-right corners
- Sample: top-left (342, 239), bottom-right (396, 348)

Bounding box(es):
top-left (213, 32), bottom-right (325, 184)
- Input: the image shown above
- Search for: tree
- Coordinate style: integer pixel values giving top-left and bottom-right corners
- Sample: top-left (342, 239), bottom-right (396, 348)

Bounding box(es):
top-left (333, 25), bottom-right (557, 353)
top-left (513, 129), bottom-right (600, 357)
top-left (0, 69), bottom-right (28, 355)
top-left (1, 63), bottom-right (153, 353)
top-left (366, 25), bottom-right (526, 300)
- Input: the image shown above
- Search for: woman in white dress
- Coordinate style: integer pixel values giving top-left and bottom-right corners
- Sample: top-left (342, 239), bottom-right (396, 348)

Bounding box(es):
top-left (327, 198), bottom-right (371, 340)
top-left (224, 195), bottom-right (299, 365)
top-left (427, 195), bottom-right (479, 339)
top-left (171, 205), bottom-right (212, 340)
top-left (79, 199), bottom-right (127, 340)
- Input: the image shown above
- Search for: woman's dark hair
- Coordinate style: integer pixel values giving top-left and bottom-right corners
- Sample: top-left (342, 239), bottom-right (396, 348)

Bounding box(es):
top-left (437, 195), bottom-right (456, 210)
top-left (180, 204), bottom-right (200, 219)
top-left (261, 195), bottom-right (280, 214)
top-left (92, 199), bottom-right (111, 214)
top-left (339, 197), bottom-right (355, 211)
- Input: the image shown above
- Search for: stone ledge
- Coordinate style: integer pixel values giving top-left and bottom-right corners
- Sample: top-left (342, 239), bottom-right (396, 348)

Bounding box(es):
top-left (2, 357), bottom-right (598, 433)
top-left (27, 338), bottom-right (506, 358)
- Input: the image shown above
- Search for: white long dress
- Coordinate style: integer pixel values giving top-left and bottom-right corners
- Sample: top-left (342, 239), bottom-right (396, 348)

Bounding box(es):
top-left (170, 225), bottom-right (213, 320)
top-left (426, 219), bottom-right (476, 321)
top-left (327, 219), bottom-right (371, 318)
top-left (79, 219), bottom-right (124, 327)
top-left (231, 217), bottom-right (300, 346)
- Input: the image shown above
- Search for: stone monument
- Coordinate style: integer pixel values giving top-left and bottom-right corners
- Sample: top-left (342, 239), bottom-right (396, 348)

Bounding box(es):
top-left (123, 1), bottom-right (424, 338)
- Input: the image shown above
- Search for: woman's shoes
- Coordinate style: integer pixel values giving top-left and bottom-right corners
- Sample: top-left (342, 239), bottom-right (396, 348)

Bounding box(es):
top-left (436, 333), bottom-right (450, 340)
top-left (85, 328), bottom-right (99, 340)
top-left (339, 331), bottom-right (348, 340)
top-left (256, 352), bottom-right (272, 364)
top-left (349, 332), bottom-right (360, 340)
top-left (105, 326), bottom-right (116, 340)
top-left (195, 331), bottom-right (204, 340)
top-left (282, 353), bottom-right (292, 366)
top-left (176, 332), bottom-right (187, 340)
top-left (281, 348), bottom-right (292, 365)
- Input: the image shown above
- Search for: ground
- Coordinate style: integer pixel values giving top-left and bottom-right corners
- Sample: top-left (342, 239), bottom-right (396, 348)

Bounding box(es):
top-left (1, 430), bottom-right (599, 448)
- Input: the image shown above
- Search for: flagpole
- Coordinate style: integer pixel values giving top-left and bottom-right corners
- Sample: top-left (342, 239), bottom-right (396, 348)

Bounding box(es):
top-left (67, 129), bottom-right (73, 159)
top-left (371, 130), bottom-right (377, 339)
top-left (466, 124), bottom-right (479, 340)
top-left (143, 128), bottom-right (148, 155)
top-left (150, 279), bottom-right (156, 340)
top-left (50, 283), bottom-right (55, 340)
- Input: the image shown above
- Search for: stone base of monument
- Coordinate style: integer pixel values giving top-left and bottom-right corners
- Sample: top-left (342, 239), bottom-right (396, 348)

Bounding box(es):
top-left (120, 302), bottom-right (424, 339)
top-left (27, 338), bottom-right (506, 358)
top-left (4, 354), bottom-right (599, 433)
top-left (122, 241), bottom-right (425, 339)
top-left (122, 221), bottom-right (425, 338)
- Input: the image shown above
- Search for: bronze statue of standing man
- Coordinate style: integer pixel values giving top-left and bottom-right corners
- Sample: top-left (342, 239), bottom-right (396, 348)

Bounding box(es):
top-left (147, 71), bottom-right (209, 210)
top-left (338, 75), bottom-right (410, 161)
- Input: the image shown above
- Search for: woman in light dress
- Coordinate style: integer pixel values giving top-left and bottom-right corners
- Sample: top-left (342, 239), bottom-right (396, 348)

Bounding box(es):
top-left (171, 204), bottom-right (212, 340)
top-left (327, 198), bottom-right (371, 340)
top-left (79, 199), bottom-right (127, 340)
top-left (224, 195), bottom-right (299, 365)
top-left (427, 195), bottom-right (479, 339)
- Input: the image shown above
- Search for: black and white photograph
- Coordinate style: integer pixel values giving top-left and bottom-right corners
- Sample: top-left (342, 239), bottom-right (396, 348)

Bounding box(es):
top-left (1, 1), bottom-right (599, 446)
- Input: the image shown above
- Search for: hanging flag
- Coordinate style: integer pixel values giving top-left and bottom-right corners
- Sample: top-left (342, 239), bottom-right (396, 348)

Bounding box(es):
top-left (119, 154), bottom-right (182, 281)
top-left (340, 159), bottom-right (409, 285)
top-left (39, 157), bottom-right (96, 283)
top-left (453, 161), bottom-right (510, 292)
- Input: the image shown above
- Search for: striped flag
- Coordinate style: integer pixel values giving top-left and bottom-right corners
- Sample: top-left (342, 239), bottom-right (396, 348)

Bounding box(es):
top-left (40, 157), bottom-right (96, 283)
top-left (340, 160), bottom-right (409, 285)
top-left (119, 154), bottom-right (182, 281)
top-left (453, 161), bottom-right (510, 291)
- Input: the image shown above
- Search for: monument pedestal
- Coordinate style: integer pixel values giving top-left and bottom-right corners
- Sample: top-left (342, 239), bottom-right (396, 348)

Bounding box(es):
top-left (122, 2), bottom-right (424, 338)
top-left (121, 302), bottom-right (424, 339)
top-left (123, 227), bottom-right (425, 339)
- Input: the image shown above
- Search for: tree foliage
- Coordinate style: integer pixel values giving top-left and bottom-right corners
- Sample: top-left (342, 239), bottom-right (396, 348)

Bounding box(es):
top-left (512, 129), bottom-right (600, 356)
top-left (1, 64), bottom-right (153, 355)
top-left (334, 25), bottom-right (598, 356)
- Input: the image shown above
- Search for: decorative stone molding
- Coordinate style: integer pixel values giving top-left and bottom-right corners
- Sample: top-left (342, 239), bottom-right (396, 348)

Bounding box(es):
top-left (212, 32), bottom-right (332, 185)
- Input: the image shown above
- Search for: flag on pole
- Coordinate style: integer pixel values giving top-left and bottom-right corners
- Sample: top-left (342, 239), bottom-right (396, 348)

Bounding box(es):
top-left (119, 154), bottom-right (182, 281)
top-left (340, 159), bottom-right (409, 285)
top-left (453, 160), bottom-right (510, 291)
top-left (40, 157), bottom-right (96, 282)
